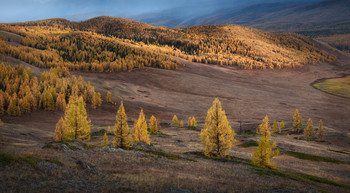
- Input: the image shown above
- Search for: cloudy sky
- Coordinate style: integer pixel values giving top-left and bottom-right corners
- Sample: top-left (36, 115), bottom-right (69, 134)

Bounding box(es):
top-left (0, 0), bottom-right (319, 23)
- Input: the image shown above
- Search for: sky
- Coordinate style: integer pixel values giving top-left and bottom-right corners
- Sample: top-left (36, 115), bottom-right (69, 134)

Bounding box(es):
top-left (0, 0), bottom-right (319, 23)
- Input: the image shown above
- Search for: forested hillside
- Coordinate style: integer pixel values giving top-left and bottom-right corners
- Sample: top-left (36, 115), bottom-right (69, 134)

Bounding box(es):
top-left (0, 16), bottom-right (336, 70)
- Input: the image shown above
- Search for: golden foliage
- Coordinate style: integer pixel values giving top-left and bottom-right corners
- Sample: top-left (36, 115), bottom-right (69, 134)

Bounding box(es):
top-left (113, 101), bottom-right (132, 149)
top-left (149, 115), bottom-right (160, 134)
top-left (293, 109), bottom-right (303, 133)
top-left (102, 132), bottom-right (109, 146)
top-left (304, 118), bottom-right (315, 141)
top-left (132, 109), bottom-right (150, 144)
top-left (200, 98), bottom-right (235, 157)
top-left (252, 115), bottom-right (280, 169)
top-left (172, 115), bottom-right (179, 125)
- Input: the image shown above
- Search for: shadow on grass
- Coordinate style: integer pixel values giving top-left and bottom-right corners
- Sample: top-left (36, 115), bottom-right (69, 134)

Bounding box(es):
top-left (186, 151), bottom-right (350, 190)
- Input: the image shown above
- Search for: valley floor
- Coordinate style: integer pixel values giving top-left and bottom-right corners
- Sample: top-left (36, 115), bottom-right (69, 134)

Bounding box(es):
top-left (1, 33), bottom-right (350, 192)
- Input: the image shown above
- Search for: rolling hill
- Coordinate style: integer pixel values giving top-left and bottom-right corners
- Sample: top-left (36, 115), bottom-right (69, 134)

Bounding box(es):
top-left (0, 16), bottom-right (335, 70)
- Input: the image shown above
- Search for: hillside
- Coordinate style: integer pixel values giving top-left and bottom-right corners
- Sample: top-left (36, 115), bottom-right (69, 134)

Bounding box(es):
top-left (0, 16), bottom-right (335, 70)
top-left (155, 0), bottom-right (350, 34)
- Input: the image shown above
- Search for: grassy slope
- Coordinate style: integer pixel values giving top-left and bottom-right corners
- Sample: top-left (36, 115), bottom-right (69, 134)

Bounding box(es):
top-left (313, 76), bottom-right (350, 98)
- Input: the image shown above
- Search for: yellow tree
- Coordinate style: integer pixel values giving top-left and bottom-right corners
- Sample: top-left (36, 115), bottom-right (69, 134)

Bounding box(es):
top-left (293, 109), bottom-right (303, 133)
top-left (279, 121), bottom-right (285, 134)
top-left (149, 115), bottom-right (160, 134)
top-left (200, 98), bottom-right (235, 157)
top-left (304, 118), bottom-right (314, 141)
top-left (189, 116), bottom-right (198, 127)
top-left (172, 115), bottom-right (179, 125)
top-left (54, 117), bottom-right (65, 141)
top-left (63, 96), bottom-right (91, 141)
top-left (272, 120), bottom-right (278, 134)
top-left (180, 120), bottom-right (184, 128)
top-left (102, 132), bottom-right (108, 146)
top-left (317, 119), bottom-right (325, 141)
top-left (252, 115), bottom-right (279, 169)
top-left (113, 101), bottom-right (132, 148)
top-left (106, 91), bottom-right (112, 103)
top-left (132, 109), bottom-right (150, 144)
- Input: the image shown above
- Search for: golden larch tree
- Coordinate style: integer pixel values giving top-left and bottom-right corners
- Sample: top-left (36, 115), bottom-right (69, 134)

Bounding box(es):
top-left (172, 115), bottom-right (179, 125)
top-left (293, 109), bottom-right (303, 133)
top-left (106, 91), bottom-right (112, 103)
top-left (113, 101), bottom-right (132, 148)
top-left (180, 120), bottom-right (184, 128)
top-left (102, 132), bottom-right (109, 146)
top-left (272, 120), bottom-right (278, 134)
top-left (279, 121), bottom-right (285, 133)
top-left (149, 115), bottom-right (160, 134)
top-left (200, 98), bottom-right (235, 157)
top-left (304, 118), bottom-right (314, 141)
top-left (63, 96), bottom-right (91, 141)
top-left (54, 117), bottom-right (65, 141)
top-left (317, 119), bottom-right (325, 141)
top-left (132, 108), bottom-right (150, 144)
top-left (252, 115), bottom-right (280, 169)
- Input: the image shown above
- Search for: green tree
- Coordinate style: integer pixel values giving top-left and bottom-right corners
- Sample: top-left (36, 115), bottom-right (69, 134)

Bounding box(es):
top-left (252, 115), bottom-right (280, 169)
top-left (149, 115), bottom-right (160, 134)
top-left (102, 132), bottom-right (109, 146)
top-left (106, 91), bottom-right (112, 103)
top-left (293, 109), bottom-right (303, 133)
top-left (317, 119), bottom-right (325, 141)
top-left (200, 98), bottom-right (235, 157)
top-left (132, 108), bottom-right (150, 144)
top-left (113, 101), bottom-right (132, 148)
top-left (54, 117), bottom-right (65, 141)
top-left (172, 115), bottom-right (179, 125)
top-left (63, 96), bottom-right (91, 141)
top-left (304, 118), bottom-right (314, 141)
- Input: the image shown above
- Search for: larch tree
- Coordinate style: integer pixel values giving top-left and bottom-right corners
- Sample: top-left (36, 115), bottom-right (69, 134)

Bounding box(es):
top-left (180, 120), bottom-right (184, 128)
top-left (200, 98), bottom-right (235, 157)
top-left (279, 121), bottom-right (285, 133)
top-left (132, 108), bottom-right (150, 144)
top-left (113, 101), bottom-right (132, 149)
top-left (172, 115), bottom-right (179, 125)
top-left (191, 116), bottom-right (197, 127)
top-left (317, 119), bottom-right (325, 141)
top-left (102, 132), bottom-right (108, 146)
top-left (293, 109), bottom-right (303, 133)
top-left (272, 120), bottom-right (278, 134)
top-left (252, 115), bottom-right (280, 169)
top-left (304, 118), bottom-right (314, 141)
top-left (63, 96), bottom-right (91, 141)
top-left (106, 91), bottom-right (112, 103)
top-left (149, 115), bottom-right (160, 134)
top-left (54, 117), bottom-right (65, 141)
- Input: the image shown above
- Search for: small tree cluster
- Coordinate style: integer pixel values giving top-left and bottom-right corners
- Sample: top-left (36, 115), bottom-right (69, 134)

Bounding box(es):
top-left (188, 116), bottom-right (197, 127)
top-left (132, 109), bottom-right (150, 144)
top-left (54, 96), bottom-right (91, 142)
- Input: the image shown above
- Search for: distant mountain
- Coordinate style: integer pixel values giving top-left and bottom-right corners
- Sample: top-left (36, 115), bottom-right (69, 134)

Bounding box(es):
top-left (133, 0), bottom-right (350, 35)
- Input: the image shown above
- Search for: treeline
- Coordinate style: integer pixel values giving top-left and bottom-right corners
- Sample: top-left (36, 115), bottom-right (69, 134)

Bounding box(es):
top-left (0, 24), bottom-right (179, 72)
top-left (0, 63), bottom-right (101, 116)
